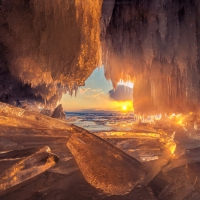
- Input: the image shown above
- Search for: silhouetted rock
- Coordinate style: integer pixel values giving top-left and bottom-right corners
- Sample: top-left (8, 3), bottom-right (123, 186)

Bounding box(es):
top-left (16, 100), bottom-right (21, 107)
top-left (51, 104), bottom-right (66, 120)
top-left (15, 100), bottom-right (26, 108)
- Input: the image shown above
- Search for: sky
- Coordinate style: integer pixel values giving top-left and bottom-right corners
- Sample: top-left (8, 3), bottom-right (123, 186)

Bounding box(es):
top-left (60, 67), bottom-right (134, 112)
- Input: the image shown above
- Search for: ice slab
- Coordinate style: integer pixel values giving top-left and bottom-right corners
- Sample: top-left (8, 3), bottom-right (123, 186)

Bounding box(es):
top-left (148, 176), bottom-right (169, 197)
top-left (0, 147), bottom-right (42, 172)
top-left (142, 133), bottom-right (176, 185)
top-left (0, 147), bottom-right (40, 160)
top-left (0, 102), bottom-right (71, 129)
top-left (187, 162), bottom-right (200, 194)
top-left (0, 125), bottom-right (70, 138)
top-left (96, 131), bottom-right (160, 139)
top-left (114, 139), bottom-right (162, 162)
top-left (162, 147), bottom-right (200, 172)
top-left (158, 168), bottom-right (200, 200)
top-left (0, 146), bottom-right (59, 192)
top-left (67, 125), bottom-right (146, 195)
top-left (49, 157), bottom-right (79, 175)
top-left (0, 138), bottom-right (23, 151)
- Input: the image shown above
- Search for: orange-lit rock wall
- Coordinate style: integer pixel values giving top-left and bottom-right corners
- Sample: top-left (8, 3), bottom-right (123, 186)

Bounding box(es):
top-left (102, 0), bottom-right (200, 113)
top-left (0, 0), bottom-right (102, 106)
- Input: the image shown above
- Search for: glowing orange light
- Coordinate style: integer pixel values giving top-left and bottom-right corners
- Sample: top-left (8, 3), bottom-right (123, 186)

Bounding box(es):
top-left (122, 105), bottom-right (127, 111)
top-left (120, 101), bottom-right (133, 112)
top-left (110, 101), bottom-right (133, 112)
top-left (177, 119), bottom-right (185, 126)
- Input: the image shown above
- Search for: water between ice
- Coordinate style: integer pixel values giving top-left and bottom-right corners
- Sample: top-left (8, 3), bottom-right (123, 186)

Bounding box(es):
top-left (66, 112), bottom-right (136, 132)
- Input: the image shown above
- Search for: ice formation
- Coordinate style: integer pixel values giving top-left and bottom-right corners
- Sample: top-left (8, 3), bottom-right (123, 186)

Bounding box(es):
top-left (1, 0), bottom-right (200, 112)
top-left (0, 146), bottom-right (59, 192)
top-left (0, 102), bottom-right (71, 129)
top-left (67, 125), bottom-right (145, 195)
top-left (0, 138), bottom-right (23, 151)
top-left (102, 0), bottom-right (200, 113)
top-left (1, 102), bottom-right (200, 198)
top-left (0, 0), bottom-right (102, 107)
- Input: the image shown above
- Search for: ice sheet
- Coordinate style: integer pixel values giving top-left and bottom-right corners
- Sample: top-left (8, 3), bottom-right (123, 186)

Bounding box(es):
top-left (0, 103), bottom-right (71, 129)
top-left (67, 125), bottom-right (146, 195)
top-left (0, 146), bottom-right (59, 192)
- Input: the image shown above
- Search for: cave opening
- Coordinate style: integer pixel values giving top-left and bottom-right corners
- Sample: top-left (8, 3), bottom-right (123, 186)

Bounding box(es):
top-left (1, 1), bottom-right (200, 199)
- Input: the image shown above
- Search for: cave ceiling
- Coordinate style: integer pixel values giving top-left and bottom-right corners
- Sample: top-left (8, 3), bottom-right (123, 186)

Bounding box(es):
top-left (0, 0), bottom-right (200, 113)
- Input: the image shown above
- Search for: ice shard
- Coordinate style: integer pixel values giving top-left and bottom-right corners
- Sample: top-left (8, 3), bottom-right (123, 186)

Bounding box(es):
top-left (0, 138), bottom-right (23, 151)
top-left (158, 167), bottom-right (200, 200)
top-left (187, 162), bottom-right (200, 194)
top-left (114, 138), bottom-right (162, 162)
top-left (0, 147), bottom-right (40, 160)
top-left (0, 102), bottom-right (71, 129)
top-left (67, 125), bottom-right (146, 195)
top-left (142, 133), bottom-right (176, 185)
top-left (0, 146), bottom-right (59, 192)
top-left (162, 147), bottom-right (200, 172)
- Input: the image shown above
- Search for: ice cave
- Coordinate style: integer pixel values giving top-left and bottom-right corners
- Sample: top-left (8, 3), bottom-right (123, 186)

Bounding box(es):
top-left (1, 0), bottom-right (200, 199)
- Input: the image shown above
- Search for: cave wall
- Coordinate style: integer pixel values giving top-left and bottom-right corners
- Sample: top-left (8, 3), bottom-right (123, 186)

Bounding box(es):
top-left (102, 0), bottom-right (200, 113)
top-left (0, 0), bottom-right (102, 107)
top-left (1, 0), bottom-right (200, 113)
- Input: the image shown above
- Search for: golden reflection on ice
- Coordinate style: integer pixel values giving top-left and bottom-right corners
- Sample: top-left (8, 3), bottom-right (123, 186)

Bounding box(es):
top-left (97, 131), bottom-right (160, 139)
top-left (164, 140), bottom-right (176, 155)
top-left (67, 125), bottom-right (145, 195)
top-left (0, 146), bottom-right (59, 192)
top-left (167, 113), bottom-right (187, 127)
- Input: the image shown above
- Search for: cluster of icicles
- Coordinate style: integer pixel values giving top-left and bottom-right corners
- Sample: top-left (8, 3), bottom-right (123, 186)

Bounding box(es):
top-left (102, 0), bottom-right (200, 113)
top-left (1, 0), bottom-right (200, 112)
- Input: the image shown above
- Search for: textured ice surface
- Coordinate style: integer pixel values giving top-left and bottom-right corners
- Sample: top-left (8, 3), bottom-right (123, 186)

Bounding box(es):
top-left (0, 102), bottom-right (71, 129)
top-left (1, 103), bottom-right (200, 199)
top-left (162, 147), bottom-right (200, 172)
top-left (0, 138), bottom-right (23, 151)
top-left (0, 146), bottom-right (59, 192)
top-left (114, 138), bottom-right (162, 162)
top-left (142, 138), bottom-right (176, 185)
top-left (67, 125), bottom-right (146, 195)
top-left (158, 167), bottom-right (200, 200)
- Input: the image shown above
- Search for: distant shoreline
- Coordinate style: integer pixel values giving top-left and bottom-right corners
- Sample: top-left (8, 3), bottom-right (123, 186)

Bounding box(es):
top-left (65, 110), bottom-right (134, 114)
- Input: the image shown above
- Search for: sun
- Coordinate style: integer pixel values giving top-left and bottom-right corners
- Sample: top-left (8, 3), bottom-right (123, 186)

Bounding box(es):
top-left (122, 105), bottom-right (127, 111)
top-left (114, 101), bottom-right (134, 112)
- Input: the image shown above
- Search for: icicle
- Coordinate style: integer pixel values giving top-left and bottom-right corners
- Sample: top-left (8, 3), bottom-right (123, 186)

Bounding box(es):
top-left (102, 0), bottom-right (200, 113)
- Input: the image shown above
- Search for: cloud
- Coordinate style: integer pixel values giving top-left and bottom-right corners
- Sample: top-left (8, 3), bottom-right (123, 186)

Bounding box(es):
top-left (109, 85), bottom-right (133, 101)
top-left (91, 89), bottom-right (102, 93)
top-left (93, 94), bottom-right (100, 97)
top-left (79, 88), bottom-right (102, 94)
top-left (118, 82), bottom-right (134, 88)
top-left (79, 88), bottom-right (91, 93)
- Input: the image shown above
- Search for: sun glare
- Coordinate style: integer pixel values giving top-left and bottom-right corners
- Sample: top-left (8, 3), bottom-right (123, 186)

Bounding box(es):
top-left (122, 105), bottom-right (127, 111)
top-left (115, 101), bottom-right (133, 112)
